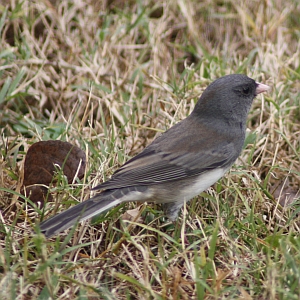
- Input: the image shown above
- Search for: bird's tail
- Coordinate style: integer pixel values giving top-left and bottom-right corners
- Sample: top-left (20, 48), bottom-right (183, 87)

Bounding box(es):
top-left (39, 193), bottom-right (121, 238)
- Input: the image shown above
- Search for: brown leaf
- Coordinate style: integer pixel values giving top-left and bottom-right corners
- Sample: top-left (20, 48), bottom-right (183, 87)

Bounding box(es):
top-left (21, 140), bottom-right (86, 205)
top-left (238, 287), bottom-right (253, 300)
top-left (271, 178), bottom-right (299, 207)
top-left (121, 207), bottom-right (143, 223)
top-left (21, 185), bottom-right (52, 209)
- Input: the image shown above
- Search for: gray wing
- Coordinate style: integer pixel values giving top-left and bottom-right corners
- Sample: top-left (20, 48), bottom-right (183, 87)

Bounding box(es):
top-left (94, 118), bottom-right (240, 190)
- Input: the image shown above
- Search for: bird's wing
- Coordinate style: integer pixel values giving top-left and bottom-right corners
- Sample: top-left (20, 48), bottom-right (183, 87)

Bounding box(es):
top-left (94, 123), bottom-right (238, 190)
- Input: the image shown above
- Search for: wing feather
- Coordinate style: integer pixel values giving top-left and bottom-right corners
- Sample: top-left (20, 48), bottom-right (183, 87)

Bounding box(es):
top-left (94, 117), bottom-right (241, 190)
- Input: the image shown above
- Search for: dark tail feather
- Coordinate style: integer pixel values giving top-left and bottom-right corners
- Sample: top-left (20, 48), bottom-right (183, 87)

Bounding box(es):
top-left (39, 195), bottom-right (121, 238)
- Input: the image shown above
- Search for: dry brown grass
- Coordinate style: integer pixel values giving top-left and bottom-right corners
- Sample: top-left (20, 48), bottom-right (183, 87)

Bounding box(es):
top-left (0, 0), bottom-right (300, 299)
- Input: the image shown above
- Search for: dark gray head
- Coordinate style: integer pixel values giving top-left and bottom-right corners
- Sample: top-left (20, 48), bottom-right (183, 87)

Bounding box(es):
top-left (192, 74), bottom-right (269, 124)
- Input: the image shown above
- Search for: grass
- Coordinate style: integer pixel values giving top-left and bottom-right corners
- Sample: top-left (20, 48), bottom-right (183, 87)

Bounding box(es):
top-left (0, 0), bottom-right (300, 299)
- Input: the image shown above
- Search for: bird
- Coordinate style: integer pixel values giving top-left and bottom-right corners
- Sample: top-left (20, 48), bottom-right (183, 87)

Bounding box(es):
top-left (39, 74), bottom-right (270, 238)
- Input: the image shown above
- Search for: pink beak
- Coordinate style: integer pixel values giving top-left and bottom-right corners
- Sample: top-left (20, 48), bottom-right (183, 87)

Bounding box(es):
top-left (255, 82), bottom-right (270, 95)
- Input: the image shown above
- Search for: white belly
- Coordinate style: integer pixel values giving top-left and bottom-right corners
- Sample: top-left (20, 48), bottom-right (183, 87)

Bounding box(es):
top-left (180, 167), bottom-right (227, 201)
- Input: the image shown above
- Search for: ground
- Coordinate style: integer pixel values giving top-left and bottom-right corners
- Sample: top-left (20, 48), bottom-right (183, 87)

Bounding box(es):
top-left (0, 0), bottom-right (300, 299)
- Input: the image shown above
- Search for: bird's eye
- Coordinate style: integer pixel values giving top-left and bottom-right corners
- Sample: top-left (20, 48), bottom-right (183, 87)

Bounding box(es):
top-left (243, 87), bottom-right (250, 95)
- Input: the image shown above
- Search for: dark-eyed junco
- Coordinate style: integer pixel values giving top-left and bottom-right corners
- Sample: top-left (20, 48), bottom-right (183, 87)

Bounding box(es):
top-left (40, 74), bottom-right (269, 238)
